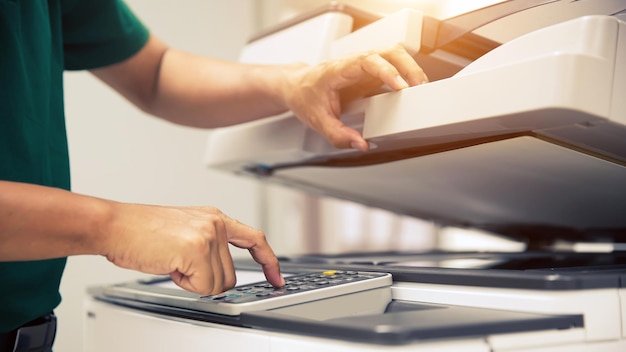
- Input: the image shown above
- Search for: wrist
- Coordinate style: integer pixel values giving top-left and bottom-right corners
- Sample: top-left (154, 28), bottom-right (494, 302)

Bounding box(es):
top-left (81, 196), bottom-right (119, 257)
top-left (251, 62), bottom-right (308, 114)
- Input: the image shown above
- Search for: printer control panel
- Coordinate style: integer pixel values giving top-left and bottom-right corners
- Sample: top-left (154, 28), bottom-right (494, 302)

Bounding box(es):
top-left (199, 270), bottom-right (392, 316)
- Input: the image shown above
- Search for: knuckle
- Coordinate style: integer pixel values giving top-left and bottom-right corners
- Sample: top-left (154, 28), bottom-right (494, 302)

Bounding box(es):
top-left (324, 127), bottom-right (352, 149)
top-left (225, 275), bottom-right (237, 290)
top-left (354, 51), bottom-right (371, 61)
top-left (203, 206), bottom-right (223, 216)
top-left (202, 213), bottom-right (226, 234)
top-left (329, 135), bottom-right (348, 149)
top-left (392, 43), bottom-right (407, 53)
top-left (249, 227), bottom-right (267, 243)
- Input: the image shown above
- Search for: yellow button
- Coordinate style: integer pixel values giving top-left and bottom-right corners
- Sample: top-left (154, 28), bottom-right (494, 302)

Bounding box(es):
top-left (323, 270), bottom-right (337, 276)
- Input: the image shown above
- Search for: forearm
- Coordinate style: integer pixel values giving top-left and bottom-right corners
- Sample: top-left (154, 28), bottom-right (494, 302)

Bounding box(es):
top-left (91, 35), bottom-right (297, 128)
top-left (0, 181), bottom-right (111, 261)
top-left (150, 49), bottom-right (298, 127)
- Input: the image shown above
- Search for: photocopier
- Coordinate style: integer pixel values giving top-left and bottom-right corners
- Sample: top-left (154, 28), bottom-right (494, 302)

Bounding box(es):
top-left (86, 0), bottom-right (626, 351)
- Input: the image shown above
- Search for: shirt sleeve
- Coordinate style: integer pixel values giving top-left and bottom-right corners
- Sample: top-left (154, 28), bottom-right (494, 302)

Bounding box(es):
top-left (61, 0), bottom-right (150, 70)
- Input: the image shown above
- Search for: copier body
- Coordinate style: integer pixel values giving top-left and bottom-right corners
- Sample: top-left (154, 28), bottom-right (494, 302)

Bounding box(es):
top-left (86, 1), bottom-right (626, 351)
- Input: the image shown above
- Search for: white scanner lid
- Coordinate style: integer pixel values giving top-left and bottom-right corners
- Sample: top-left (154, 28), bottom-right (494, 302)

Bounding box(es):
top-left (205, 4), bottom-right (626, 242)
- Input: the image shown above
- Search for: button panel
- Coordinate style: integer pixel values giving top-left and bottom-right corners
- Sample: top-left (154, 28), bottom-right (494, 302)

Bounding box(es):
top-left (202, 270), bottom-right (386, 304)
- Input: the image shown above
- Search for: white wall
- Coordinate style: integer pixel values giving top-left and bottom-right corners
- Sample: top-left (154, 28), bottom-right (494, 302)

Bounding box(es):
top-left (58, 2), bottom-right (260, 351)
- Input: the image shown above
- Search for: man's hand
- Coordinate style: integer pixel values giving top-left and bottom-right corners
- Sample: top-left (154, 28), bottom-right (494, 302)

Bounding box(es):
top-left (0, 181), bottom-right (282, 296)
top-left (281, 45), bottom-right (428, 151)
top-left (102, 203), bottom-right (284, 295)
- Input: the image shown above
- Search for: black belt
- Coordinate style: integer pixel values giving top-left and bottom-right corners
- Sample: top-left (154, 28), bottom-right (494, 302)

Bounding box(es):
top-left (0, 313), bottom-right (57, 352)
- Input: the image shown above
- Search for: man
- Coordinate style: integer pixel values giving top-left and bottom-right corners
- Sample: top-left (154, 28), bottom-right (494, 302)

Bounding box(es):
top-left (0, 1), bottom-right (427, 350)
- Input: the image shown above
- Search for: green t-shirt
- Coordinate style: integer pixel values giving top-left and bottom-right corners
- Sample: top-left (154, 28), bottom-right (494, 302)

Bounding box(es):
top-left (0, 0), bottom-right (149, 332)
